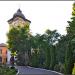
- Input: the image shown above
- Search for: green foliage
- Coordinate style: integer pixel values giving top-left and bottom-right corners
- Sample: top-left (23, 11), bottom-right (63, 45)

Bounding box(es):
top-left (54, 63), bottom-right (64, 73)
top-left (31, 49), bottom-right (39, 67)
top-left (72, 3), bottom-right (75, 16)
top-left (64, 40), bottom-right (74, 74)
top-left (56, 35), bottom-right (68, 64)
top-left (7, 26), bottom-right (30, 52)
top-left (64, 2), bottom-right (75, 74)
top-left (72, 63), bottom-right (75, 75)
top-left (7, 25), bottom-right (31, 66)
top-left (0, 65), bottom-right (17, 75)
top-left (54, 64), bottom-right (60, 72)
top-left (44, 29), bottom-right (60, 69)
top-left (29, 29), bottom-right (60, 70)
top-left (49, 45), bottom-right (56, 70)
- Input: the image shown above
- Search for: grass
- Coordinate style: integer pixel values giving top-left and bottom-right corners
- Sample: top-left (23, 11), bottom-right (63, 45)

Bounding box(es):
top-left (0, 64), bottom-right (17, 75)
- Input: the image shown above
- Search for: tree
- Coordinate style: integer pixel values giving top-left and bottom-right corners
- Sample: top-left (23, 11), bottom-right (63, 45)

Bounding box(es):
top-left (40, 29), bottom-right (60, 69)
top-left (7, 25), bottom-right (31, 66)
top-left (30, 29), bottom-right (60, 69)
top-left (44, 29), bottom-right (60, 69)
top-left (56, 35), bottom-right (68, 64)
top-left (64, 2), bottom-right (75, 74)
top-left (30, 34), bottom-right (41, 67)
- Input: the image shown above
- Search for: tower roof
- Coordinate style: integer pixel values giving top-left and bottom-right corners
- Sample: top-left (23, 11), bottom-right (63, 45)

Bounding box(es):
top-left (0, 43), bottom-right (7, 47)
top-left (13, 9), bottom-right (26, 20)
top-left (8, 9), bottom-right (31, 23)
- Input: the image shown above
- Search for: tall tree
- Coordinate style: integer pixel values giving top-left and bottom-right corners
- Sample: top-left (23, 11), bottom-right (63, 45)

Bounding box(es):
top-left (56, 35), bottom-right (68, 64)
top-left (30, 34), bottom-right (41, 67)
top-left (30, 29), bottom-right (60, 69)
top-left (43, 29), bottom-right (60, 69)
top-left (7, 25), bottom-right (31, 66)
top-left (65, 2), bottom-right (75, 74)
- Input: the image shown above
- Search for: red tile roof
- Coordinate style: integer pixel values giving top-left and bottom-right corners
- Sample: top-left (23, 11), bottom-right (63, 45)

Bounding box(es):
top-left (0, 43), bottom-right (7, 47)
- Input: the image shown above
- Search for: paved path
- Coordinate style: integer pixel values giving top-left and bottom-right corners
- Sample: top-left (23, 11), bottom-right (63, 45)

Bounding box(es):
top-left (16, 66), bottom-right (63, 75)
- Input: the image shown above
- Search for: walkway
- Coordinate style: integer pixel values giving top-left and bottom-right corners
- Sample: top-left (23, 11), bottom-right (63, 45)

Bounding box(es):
top-left (16, 66), bottom-right (63, 75)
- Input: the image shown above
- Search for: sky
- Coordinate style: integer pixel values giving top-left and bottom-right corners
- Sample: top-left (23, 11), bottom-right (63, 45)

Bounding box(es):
top-left (0, 1), bottom-right (74, 44)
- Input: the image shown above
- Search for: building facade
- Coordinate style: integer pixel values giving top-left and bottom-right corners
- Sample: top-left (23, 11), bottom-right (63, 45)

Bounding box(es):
top-left (0, 43), bottom-right (7, 64)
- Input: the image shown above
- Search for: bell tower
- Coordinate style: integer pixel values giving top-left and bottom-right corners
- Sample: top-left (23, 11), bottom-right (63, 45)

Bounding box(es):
top-left (7, 9), bottom-right (31, 66)
top-left (8, 9), bottom-right (31, 29)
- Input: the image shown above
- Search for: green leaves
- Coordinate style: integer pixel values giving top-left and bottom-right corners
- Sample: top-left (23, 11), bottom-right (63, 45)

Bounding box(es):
top-left (30, 29), bottom-right (61, 69)
top-left (0, 66), bottom-right (17, 75)
top-left (64, 2), bottom-right (75, 74)
top-left (7, 24), bottom-right (31, 65)
top-left (72, 3), bottom-right (75, 16)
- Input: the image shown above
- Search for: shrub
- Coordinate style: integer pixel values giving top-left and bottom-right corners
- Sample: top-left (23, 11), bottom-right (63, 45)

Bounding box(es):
top-left (0, 65), bottom-right (17, 75)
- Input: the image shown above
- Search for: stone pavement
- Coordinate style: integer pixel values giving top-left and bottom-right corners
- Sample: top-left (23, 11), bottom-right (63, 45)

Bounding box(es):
top-left (15, 66), bottom-right (63, 75)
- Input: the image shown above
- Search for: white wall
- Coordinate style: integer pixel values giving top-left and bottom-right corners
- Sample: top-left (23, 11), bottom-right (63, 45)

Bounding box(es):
top-left (7, 49), bottom-right (11, 64)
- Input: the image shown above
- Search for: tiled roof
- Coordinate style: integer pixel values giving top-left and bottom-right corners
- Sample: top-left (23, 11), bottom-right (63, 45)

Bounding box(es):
top-left (0, 43), bottom-right (7, 47)
top-left (8, 9), bottom-right (31, 23)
